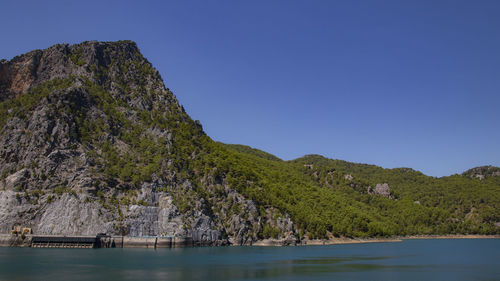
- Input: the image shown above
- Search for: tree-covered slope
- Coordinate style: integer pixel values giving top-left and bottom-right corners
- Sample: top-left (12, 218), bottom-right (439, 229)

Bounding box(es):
top-left (197, 147), bottom-right (500, 238)
top-left (290, 155), bottom-right (500, 235)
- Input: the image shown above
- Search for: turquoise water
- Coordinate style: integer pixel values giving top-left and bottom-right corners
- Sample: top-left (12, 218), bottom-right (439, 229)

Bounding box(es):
top-left (0, 239), bottom-right (499, 281)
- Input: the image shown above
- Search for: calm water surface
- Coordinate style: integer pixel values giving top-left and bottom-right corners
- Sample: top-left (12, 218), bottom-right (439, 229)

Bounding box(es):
top-left (0, 239), bottom-right (499, 281)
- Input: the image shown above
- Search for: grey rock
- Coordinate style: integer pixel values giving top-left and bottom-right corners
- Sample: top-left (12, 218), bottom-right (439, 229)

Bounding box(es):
top-left (368, 183), bottom-right (394, 199)
top-left (4, 169), bottom-right (29, 190)
top-left (0, 190), bottom-right (34, 233)
top-left (36, 194), bottom-right (114, 235)
top-left (343, 174), bottom-right (353, 181)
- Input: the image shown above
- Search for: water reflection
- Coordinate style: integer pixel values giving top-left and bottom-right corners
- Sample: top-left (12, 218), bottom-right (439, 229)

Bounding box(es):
top-left (276, 255), bottom-right (391, 264)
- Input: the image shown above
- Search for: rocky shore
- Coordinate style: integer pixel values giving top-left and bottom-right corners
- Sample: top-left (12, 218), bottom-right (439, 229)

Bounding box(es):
top-left (401, 234), bottom-right (500, 240)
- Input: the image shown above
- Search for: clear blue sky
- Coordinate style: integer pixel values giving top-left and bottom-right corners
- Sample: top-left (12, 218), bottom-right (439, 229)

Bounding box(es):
top-left (1, 0), bottom-right (499, 177)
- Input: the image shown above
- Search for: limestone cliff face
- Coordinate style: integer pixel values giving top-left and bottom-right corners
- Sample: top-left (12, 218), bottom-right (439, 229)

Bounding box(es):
top-left (0, 41), bottom-right (297, 245)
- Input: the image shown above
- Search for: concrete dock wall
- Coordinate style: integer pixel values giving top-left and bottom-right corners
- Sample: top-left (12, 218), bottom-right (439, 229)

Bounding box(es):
top-left (120, 236), bottom-right (195, 248)
top-left (122, 236), bottom-right (157, 248)
top-left (0, 234), bottom-right (209, 248)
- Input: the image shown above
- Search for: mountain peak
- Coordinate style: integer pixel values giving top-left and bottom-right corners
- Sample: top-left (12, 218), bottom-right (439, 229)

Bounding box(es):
top-left (1, 40), bottom-right (146, 101)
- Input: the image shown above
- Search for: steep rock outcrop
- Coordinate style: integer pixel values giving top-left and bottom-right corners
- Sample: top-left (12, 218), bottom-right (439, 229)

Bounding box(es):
top-left (368, 183), bottom-right (394, 199)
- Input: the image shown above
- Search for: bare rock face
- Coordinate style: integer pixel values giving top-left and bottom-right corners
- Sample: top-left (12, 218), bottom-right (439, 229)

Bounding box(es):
top-left (36, 194), bottom-right (115, 235)
top-left (343, 174), bottom-right (353, 181)
top-left (3, 169), bottom-right (29, 190)
top-left (157, 195), bottom-right (184, 236)
top-left (368, 183), bottom-right (394, 199)
top-left (0, 190), bottom-right (34, 234)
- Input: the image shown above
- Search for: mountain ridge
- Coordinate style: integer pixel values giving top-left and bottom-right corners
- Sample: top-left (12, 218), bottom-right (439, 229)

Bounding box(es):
top-left (1, 41), bottom-right (499, 245)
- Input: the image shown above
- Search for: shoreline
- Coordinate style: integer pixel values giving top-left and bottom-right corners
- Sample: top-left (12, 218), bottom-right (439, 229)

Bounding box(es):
top-left (253, 237), bottom-right (403, 247)
top-left (400, 234), bottom-right (500, 240)
top-left (1, 234), bottom-right (499, 248)
top-left (252, 234), bottom-right (500, 246)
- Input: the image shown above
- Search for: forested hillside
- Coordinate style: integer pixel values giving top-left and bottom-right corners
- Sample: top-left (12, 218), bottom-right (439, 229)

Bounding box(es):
top-left (0, 41), bottom-right (498, 244)
top-left (198, 145), bottom-right (500, 238)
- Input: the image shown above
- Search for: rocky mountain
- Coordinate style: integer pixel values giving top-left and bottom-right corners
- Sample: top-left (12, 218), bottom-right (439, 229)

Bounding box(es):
top-left (0, 41), bottom-right (295, 245)
top-left (1, 41), bottom-right (499, 245)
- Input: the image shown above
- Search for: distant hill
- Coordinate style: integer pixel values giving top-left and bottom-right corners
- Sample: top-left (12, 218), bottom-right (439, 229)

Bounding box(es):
top-left (0, 41), bottom-right (498, 245)
top-left (222, 143), bottom-right (283, 162)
